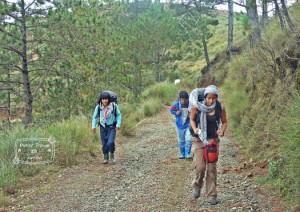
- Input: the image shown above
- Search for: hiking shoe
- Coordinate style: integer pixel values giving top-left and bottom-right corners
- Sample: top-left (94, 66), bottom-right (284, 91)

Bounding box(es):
top-left (102, 154), bottom-right (109, 164)
top-left (185, 154), bottom-right (192, 159)
top-left (208, 198), bottom-right (219, 205)
top-left (193, 188), bottom-right (201, 199)
top-left (179, 154), bottom-right (185, 159)
top-left (110, 153), bottom-right (116, 164)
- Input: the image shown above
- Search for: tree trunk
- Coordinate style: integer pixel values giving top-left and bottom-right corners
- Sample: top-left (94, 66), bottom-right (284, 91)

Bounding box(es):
top-left (156, 52), bottom-right (161, 82)
top-left (133, 58), bottom-right (140, 99)
top-left (274, 0), bottom-right (285, 30)
top-left (202, 35), bottom-right (210, 67)
top-left (7, 67), bottom-right (11, 123)
top-left (21, 0), bottom-right (33, 127)
top-left (280, 0), bottom-right (294, 31)
top-left (227, 0), bottom-right (234, 58)
top-left (246, 0), bottom-right (261, 47)
top-left (262, 0), bottom-right (268, 28)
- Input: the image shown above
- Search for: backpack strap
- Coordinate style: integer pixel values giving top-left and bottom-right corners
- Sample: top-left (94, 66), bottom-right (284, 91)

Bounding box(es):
top-left (112, 102), bottom-right (117, 126)
top-left (215, 101), bottom-right (222, 130)
top-left (97, 104), bottom-right (101, 126)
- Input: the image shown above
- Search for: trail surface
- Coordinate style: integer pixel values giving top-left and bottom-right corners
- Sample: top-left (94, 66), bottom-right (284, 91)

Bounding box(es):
top-left (7, 106), bottom-right (285, 211)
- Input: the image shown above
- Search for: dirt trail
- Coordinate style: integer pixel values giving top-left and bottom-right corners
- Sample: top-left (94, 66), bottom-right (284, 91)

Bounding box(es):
top-left (6, 106), bottom-right (286, 211)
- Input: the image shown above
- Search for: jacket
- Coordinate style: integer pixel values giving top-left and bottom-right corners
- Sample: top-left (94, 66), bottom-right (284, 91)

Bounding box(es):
top-left (92, 102), bottom-right (121, 129)
top-left (169, 100), bottom-right (190, 130)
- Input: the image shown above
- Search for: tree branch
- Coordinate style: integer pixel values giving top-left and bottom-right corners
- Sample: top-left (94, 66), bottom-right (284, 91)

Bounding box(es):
top-left (233, 1), bottom-right (248, 9)
top-left (2, 45), bottom-right (23, 56)
top-left (33, 57), bottom-right (59, 97)
top-left (25, 0), bottom-right (36, 10)
top-left (283, 52), bottom-right (300, 61)
top-left (0, 80), bottom-right (23, 84)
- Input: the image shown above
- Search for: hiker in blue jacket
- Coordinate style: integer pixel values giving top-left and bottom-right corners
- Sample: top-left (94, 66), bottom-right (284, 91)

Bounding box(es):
top-left (92, 92), bottom-right (121, 164)
top-left (170, 90), bottom-right (192, 159)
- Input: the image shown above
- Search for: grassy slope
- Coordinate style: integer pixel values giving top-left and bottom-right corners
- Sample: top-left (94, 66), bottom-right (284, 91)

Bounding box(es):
top-left (176, 11), bottom-right (247, 83)
top-left (219, 3), bottom-right (300, 209)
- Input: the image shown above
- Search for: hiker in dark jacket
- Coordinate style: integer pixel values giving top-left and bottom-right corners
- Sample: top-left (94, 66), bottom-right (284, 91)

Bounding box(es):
top-left (189, 85), bottom-right (228, 205)
top-left (170, 91), bottom-right (192, 159)
top-left (92, 92), bottom-right (121, 164)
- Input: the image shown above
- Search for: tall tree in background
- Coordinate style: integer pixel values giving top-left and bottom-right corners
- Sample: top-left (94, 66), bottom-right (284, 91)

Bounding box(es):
top-left (262, 0), bottom-right (268, 27)
top-left (273, 0), bottom-right (285, 29)
top-left (0, 0), bottom-right (56, 127)
top-left (227, 0), bottom-right (234, 58)
top-left (111, 4), bottom-right (181, 99)
top-left (177, 0), bottom-right (219, 69)
top-left (279, 0), bottom-right (294, 31)
top-left (246, 0), bottom-right (261, 47)
top-left (35, 0), bottom-right (114, 119)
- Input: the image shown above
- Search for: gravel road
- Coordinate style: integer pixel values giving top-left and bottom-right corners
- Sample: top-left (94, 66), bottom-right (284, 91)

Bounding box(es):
top-left (5, 106), bottom-right (286, 212)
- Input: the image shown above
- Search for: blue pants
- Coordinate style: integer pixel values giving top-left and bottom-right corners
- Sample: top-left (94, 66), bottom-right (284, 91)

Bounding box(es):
top-left (100, 126), bottom-right (116, 154)
top-left (176, 127), bottom-right (192, 157)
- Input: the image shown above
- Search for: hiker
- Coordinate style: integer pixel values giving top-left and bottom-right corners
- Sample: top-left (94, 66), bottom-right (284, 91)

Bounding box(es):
top-left (189, 85), bottom-right (227, 205)
top-left (92, 91), bottom-right (121, 164)
top-left (169, 90), bottom-right (192, 159)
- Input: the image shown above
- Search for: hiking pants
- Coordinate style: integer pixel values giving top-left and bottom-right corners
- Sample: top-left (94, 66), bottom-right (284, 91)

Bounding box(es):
top-left (100, 125), bottom-right (116, 154)
top-left (191, 139), bottom-right (219, 200)
top-left (176, 127), bottom-right (192, 157)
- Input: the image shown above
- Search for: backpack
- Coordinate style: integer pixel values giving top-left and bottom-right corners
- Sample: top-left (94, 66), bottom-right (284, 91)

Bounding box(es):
top-left (96, 90), bottom-right (118, 126)
top-left (189, 88), bottom-right (205, 109)
top-left (189, 88), bottom-right (222, 137)
top-left (97, 90), bottom-right (118, 105)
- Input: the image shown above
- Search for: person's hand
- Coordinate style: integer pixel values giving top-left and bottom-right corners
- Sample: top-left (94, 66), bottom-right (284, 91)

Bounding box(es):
top-left (115, 127), bottom-right (120, 131)
top-left (193, 128), bottom-right (200, 135)
top-left (217, 129), bottom-right (224, 137)
top-left (92, 128), bottom-right (96, 133)
top-left (176, 110), bottom-right (181, 115)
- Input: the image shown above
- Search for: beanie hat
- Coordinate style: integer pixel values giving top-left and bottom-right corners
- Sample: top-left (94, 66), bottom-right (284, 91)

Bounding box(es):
top-left (204, 85), bottom-right (218, 97)
top-left (179, 90), bottom-right (189, 99)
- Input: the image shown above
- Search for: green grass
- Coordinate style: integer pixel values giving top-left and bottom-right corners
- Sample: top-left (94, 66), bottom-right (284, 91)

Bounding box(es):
top-left (219, 3), bottom-right (300, 208)
top-left (120, 82), bottom-right (178, 136)
top-left (0, 82), bottom-right (180, 198)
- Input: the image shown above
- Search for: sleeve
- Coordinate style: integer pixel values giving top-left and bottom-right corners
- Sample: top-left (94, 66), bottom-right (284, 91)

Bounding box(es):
top-left (115, 104), bottom-right (122, 128)
top-left (169, 102), bottom-right (179, 115)
top-left (92, 105), bottom-right (99, 129)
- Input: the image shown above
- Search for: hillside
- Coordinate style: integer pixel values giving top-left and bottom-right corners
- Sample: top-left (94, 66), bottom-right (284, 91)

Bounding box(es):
top-left (201, 2), bottom-right (300, 209)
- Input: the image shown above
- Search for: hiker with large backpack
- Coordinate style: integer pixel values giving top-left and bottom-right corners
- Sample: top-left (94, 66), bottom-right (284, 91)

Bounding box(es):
top-left (189, 85), bottom-right (227, 205)
top-left (92, 91), bottom-right (121, 164)
top-left (169, 90), bottom-right (192, 159)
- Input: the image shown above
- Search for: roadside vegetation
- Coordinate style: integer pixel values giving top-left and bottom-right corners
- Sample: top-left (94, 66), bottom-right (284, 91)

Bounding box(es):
top-left (0, 82), bottom-right (178, 206)
top-left (1, 0), bottom-right (299, 209)
top-left (220, 4), bottom-right (300, 209)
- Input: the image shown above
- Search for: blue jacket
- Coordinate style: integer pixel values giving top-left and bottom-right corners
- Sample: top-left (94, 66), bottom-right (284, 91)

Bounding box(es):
top-left (169, 100), bottom-right (190, 130)
top-left (92, 102), bottom-right (121, 129)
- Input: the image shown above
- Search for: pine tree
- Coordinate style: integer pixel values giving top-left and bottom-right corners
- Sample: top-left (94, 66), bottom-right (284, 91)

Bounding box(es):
top-left (0, 0), bottom-right (56, 127)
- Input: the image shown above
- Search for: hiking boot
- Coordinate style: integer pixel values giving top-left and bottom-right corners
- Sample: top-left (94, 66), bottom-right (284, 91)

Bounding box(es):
top-left (185, 154), bottom-right (192, 159)
top-left (110, 153), bottom-right (116, 164)
top-left (179, 154), bottom-right (185, 159)
top-left (208, 198), bottom-right (219, 205)
top-left (102, 154), bottom-right (109, 164)
top-left (193, 187), bottom-right (201, 199)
